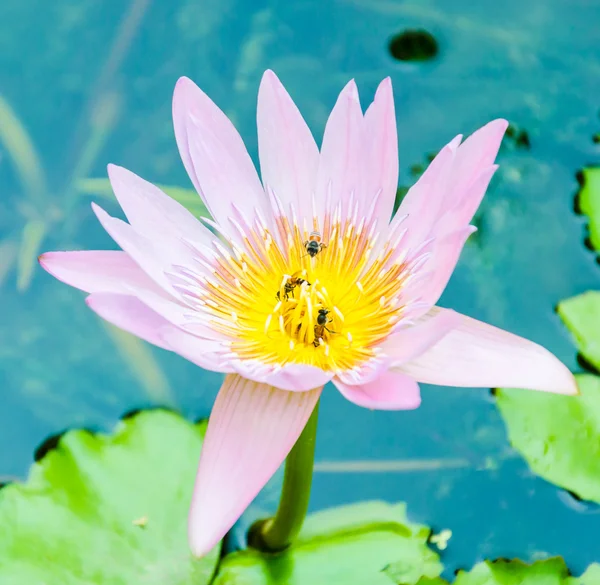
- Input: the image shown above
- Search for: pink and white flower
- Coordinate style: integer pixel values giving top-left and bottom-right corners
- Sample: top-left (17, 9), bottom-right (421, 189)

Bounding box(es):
top-left (39, 71), bottom-right (577, 557)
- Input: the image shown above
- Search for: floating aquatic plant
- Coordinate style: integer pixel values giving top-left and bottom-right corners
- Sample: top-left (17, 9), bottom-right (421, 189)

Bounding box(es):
top-left (0, 410), bottom-right (221, 584)
top-left (7, 408), bottom-right (597, 584)
top-left (39, 71), bottom-right (576, 558)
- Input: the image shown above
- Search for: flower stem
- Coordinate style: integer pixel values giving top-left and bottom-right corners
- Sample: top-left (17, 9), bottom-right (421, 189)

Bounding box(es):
top-left (248, 400), bottom-right (320, 552)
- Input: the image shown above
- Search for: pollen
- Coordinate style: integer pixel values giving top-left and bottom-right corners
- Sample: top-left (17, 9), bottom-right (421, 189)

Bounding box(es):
top-left (179, 212), bottom-right (412, 372)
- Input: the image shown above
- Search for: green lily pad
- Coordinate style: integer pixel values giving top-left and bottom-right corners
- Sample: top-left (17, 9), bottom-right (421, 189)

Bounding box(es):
top-left (414, 560), bottom-right (600, 585)
top-left (496, 291), bottom-right (600, 500)
top-left (573, 564), bottom-right (600, 585)
top-left (213, 501), bottom-right (442, 585)
top-left (496, 374), bottom-right (600, 502)
top-left (453, 558), bottom-right (591, 585)
top-left (0, 410), bottom-right (220, 584)
top-left (578, 166), bottom-right (600, 250)
top-left (557, 292), bottom-right (600, 372)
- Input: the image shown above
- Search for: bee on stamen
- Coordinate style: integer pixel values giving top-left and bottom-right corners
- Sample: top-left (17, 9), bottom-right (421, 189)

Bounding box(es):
top-left (304, 231), bottom-right (327, 258)
top-left (313, 308), bottom-right (336, 347)
top-left (276, 270), bottom-right (311, 301)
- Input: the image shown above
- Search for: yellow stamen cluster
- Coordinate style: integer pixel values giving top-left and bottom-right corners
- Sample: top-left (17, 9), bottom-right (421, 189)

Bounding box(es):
top-left (197, 211), bottom-right (411, 374)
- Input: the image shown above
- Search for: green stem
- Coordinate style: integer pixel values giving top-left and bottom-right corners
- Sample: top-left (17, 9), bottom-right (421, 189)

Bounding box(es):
top-left (249, 400), bottom-right (320, 552)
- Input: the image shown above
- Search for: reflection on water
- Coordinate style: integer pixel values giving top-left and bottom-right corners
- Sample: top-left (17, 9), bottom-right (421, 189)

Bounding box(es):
top-left (1, 0), bottom-right (599, 575)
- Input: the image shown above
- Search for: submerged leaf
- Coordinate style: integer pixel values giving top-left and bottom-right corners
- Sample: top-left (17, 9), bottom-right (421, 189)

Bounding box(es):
top-left (0, 239), bottom-right (18, 285)
top-left (496, 374), bottom-right (600, 502)
top-left (213, 501), bottom-right (441, 585)
top-left (64, 92), bottom-right (122, 211)
top-left (578, 166), bottom-right (600, 250)
top-left (101, 321), bottom-right (175, 405)
top-left (76, 177), bottom-right (210, 218)
top-left (0, 94), bottom-right (47, 202)
top-left (0, 410), bottom-right (220, 584)
top-left (16, 219), bottom-right (46, 291)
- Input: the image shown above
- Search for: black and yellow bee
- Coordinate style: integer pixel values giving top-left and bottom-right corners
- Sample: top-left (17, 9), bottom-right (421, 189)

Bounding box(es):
top-left (276, 270), bottom-right (311, 301)
top-left (313, 308), bottom-right (336, 346)
top-left (304, 231), bottom-right (327, 258)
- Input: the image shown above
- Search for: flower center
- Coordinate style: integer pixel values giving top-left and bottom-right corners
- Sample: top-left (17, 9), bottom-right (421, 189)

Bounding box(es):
top-left (181, 210), bottom-right (413, 374)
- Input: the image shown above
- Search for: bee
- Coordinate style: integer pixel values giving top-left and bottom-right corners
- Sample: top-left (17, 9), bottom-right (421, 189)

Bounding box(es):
top-left (304, 231), bottom-right (327, 258)
top-left (313, 308), bottom-right (336, 347)
top-left (276, 270), bottom-right (311, 301)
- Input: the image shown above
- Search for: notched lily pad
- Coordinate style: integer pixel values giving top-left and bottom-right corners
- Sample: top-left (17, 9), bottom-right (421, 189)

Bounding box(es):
top-left (496, 374), bottom-right (600, 503)
top-left (420, 558), bottom-right (600, 585)
top-left (577, 166), bottom-right (600, 251)
top-left (213, 501), bottom-right (441, 585)
top-left (454, 558), bottom-right (571, 585)
top-left (496, 291), bottom-right (600, 500)
top-left (0, 410), bottom-right (220, 584)
top-left (558, 292), bottom-right (600, 372)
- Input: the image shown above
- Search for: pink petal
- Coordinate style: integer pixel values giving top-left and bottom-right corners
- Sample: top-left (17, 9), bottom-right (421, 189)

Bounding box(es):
top-left (395, 136), bottom-right (460, 251)
top-left (85, 293), bottom-right (172, 349)
top-left (39, 248), bottom-right (212, 337)
top-left (334, 353), bottom-right (391, 386)
top-left (363, 77), bottom-right (398, 227)
top-left (397, 308), bottom-right (578, 395)
top-left (395, 119), bottom-right (507, 250)
top-left (172, 77), bottom-right (267, 238)
top-left (449, 119), bottom-right (508, 209)
top-left (39, 250), bottom-right (164, 295)
top-left (383, 307), bottom-right (463, 364)
top-left (314, 80), bottom-right (364, 221)
top-left (333, 370), bottom-right (421, 410)
top-left (257, 70), bottom-right (319, 227)
top-left (91, 202), bottom-right (178, 293)
top-left (188, 375), bottom-right (322, 557)
top-left (231, 359), bottom-right (333, 392)
top-left (411, 226), bottom-right (477, 309)
top-left (435, 164), bottom-right (498, 236)
top-left (106, 164), bottom-right (213, 246)
top-left (160, 326), bottom-right (234, 373)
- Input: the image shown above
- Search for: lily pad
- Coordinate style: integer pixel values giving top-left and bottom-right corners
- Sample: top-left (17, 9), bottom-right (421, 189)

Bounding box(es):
top-left (573, 564), bottom-right (600, 585)
top-left (421, 559), bottom-right (600, 585)
top-left (213, 501), bottom-right (441, 585)
top-left (496, 291), bottom-right (600, 500)
top-left (453, 558), bottom-right (599, 585)
top-left (578, 166), bottom-right (600, 250)
top-left (0, 410), bottom-right (220, 584)
top-left (496, 374), bottom-right (600, 502)
top-left (557, 292), bottom-right (600, 372)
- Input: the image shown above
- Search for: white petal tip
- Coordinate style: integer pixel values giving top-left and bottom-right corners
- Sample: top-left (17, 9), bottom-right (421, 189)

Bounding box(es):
top-left (188, 527), bottom-right (220, 559)
top-left (173, 77), bottom-right (199, 105)
top-left (376, 76), bottom-right (392, 93)
top-left (175, 76), bottom-right (194, 89)
top-left (261, 69), bottom-right (278, 83)
top-left (562, 372), bottom-right (580, 396)
top-left (37, 251), bottom-right (66, 280)
top-left (342, 79), bottom-right (359, 101)
top-left (38, 253), bottom-right (50, 271)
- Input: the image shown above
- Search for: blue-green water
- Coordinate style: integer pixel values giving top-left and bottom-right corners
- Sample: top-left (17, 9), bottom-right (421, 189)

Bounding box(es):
top-left (1, 0), bottom-right (599, 575)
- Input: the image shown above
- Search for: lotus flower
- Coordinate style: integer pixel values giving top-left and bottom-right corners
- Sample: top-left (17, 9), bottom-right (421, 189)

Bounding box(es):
top-left (39, 71), bottom-right (577, 557)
